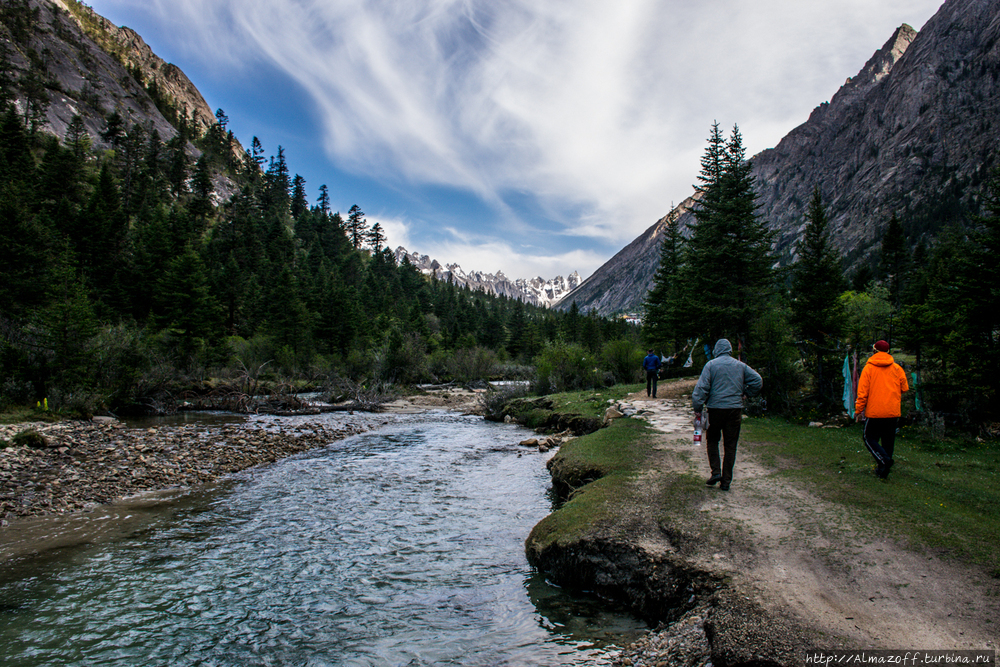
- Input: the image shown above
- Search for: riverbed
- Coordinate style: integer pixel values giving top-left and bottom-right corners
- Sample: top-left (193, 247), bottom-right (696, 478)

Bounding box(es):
top-left (0, 410), bottom-right (647, 666)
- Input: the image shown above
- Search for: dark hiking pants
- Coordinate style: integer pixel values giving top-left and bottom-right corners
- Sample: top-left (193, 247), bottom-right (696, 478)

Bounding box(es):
top-left (862, 416), bottom-right (898, 473)
top-left (646, 370), bottom-right (658, 397)
top-left (706, 407), bottom-right (742, 486)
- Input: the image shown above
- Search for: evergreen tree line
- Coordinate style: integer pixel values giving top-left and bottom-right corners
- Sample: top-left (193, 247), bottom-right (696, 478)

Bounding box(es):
top-left (644, 122), bottom-right (1000, 430)
top-left (0, 105), bottom-right (638, 414)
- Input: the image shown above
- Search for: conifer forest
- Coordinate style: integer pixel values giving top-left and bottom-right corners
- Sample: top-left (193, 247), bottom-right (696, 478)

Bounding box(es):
top-left (0, 103), bottom-right (639, 415)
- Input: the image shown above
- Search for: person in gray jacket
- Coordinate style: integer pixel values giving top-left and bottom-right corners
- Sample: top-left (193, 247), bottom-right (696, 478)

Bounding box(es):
top-left (691, 338), bottom-right (763, 491)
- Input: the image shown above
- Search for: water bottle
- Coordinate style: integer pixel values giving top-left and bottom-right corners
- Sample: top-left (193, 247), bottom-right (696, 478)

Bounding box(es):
top-left (693, 413), bottom-right (702, 446)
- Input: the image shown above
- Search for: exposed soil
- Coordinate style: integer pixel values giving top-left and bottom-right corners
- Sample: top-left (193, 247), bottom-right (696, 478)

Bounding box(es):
top-left (613, 387), bottom-right (999, 660)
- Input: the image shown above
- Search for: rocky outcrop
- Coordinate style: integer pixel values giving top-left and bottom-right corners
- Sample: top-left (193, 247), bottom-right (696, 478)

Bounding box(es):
top-left (561, 0), bottom-right (1000, 315)
top-left (2, 1), bottom-right (238, 158)
top-left (394, 246), bottom-right (581, 307)
top-left (52, 0), bottom-right (218, 136)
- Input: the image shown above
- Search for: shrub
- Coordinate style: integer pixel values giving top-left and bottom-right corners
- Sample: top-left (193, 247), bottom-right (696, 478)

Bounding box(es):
top-left (479, 383), bottom-right (529, 422)
top-left (12, 429), bottom-right (47, 449)
top-left (600, 339), bottom-right (644, 385)
top-left (379, 332), bottom-right (432, 384)
top-left (532, 342), bottom-right (602, 394)
top-left (447, 347), bottom-right (499, 383)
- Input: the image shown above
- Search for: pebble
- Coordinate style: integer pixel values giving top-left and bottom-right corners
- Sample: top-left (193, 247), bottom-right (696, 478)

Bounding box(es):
top-left (0, 416), bottom-right (376, 522)
top-left (612, 604), bottom-right (713, 667)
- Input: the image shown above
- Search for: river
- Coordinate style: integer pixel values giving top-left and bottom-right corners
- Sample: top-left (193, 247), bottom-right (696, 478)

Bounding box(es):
top-left (0, 411), bottom-right (647, 666)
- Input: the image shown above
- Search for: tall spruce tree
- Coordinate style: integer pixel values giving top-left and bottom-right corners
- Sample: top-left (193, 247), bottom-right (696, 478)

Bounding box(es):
top-left (346, 204), bottom-right (368, 249)
top-left (879, 213), bottom-right (908, 311)
top-left (642, 207), bottom-right (685, 353)
top-left (368, 221), bottom-right (386, 253)
top-left (790, 187), bottom-right (846, 405)
top-left (791, 188), bottom-right (846, 342)
top-left (681, 123), bottom-right (774, 351)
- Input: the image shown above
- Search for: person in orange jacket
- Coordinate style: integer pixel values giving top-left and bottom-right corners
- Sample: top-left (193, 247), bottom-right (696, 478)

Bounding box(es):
top-left (855, 340), bottom-right (909, 479)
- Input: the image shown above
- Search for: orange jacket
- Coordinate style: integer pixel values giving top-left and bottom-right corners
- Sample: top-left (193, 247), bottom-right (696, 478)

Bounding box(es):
top-left (855, 351), bottom-right (909, 418)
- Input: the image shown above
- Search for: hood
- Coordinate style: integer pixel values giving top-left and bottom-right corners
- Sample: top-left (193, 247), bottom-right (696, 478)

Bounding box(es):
top-left (712, 339), bottom-right (733, 358)
top-left (867, 350), bottom-right (895, 367)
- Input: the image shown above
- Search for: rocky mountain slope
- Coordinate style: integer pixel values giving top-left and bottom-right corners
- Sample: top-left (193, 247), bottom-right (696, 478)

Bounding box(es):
top-left (561, 0), bottom-right (1000, 315)
top-left (1, 0), bottom-right (224, 155)
top-left (394, 247), bottom-right (581, 308)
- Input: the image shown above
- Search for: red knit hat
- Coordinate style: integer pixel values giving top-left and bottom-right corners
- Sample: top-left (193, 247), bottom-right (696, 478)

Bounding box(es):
top-left (873, 340), bottom-right (889, 352)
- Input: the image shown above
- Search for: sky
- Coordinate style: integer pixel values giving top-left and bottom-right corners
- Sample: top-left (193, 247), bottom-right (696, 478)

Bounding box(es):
top-left (84, 0), bottom-right (945, 281)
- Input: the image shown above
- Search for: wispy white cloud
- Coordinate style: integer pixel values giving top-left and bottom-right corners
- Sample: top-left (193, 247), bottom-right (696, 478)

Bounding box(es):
top-left (94, 0), bottom-right (944, 276)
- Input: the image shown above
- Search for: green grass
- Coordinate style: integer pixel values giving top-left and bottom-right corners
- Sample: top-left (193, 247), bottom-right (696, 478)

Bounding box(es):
top-left (549, 384), bottom-right (643, 420)
top-left (528, 418), bottom-right (660, 552)
top-left (743, 418), bottom-right (1000, 573)
top-left (0, 405), bottom-right (63, 425)
top-left (546, 417), bottom-right (655, 486)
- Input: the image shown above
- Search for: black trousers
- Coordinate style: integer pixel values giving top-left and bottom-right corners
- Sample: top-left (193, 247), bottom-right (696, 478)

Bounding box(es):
top-left (706, 408), bottom-right (742, 485)
top-left (646, 370), bottom-right (658, 397)
top-left (862, 417), bottom-right (898, 468)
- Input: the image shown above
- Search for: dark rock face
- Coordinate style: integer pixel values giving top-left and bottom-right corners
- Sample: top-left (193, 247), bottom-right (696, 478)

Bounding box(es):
top-left (561, 0), bottom-right (1000, 315)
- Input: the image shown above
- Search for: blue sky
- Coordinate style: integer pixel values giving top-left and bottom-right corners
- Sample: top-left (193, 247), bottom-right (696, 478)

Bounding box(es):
top-left (84, 0), bottom-right (943, 281)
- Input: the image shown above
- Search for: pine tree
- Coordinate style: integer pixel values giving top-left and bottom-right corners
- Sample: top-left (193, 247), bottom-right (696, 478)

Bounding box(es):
top-left (879, 213), bottom-right (908, 310)
top-left (263, 146), bottom-right (291, 214)
top-left (791, 188), bottom-right (845, 343)
top-left (290, 174), bottom-right (308, 219)
top-left (681, 123), bottom-right (774, 350)
top-left (39, 244), bottom-right (98, 390)
top-left (64, 115), bottom-right (91, 160)
top-left (154, 244), bottom-right (222, 362)
top-left (368, 221), bottom-right (386, 253)
top-left (346, 204), bottom-right (368, 249)
top-left (643, 207), bottom-right (684, 352)
top-left (101, 111), bottom-right (125, 150)
top-left (317, 184), bottom-right (330, 215)
top-left (189, 155), bottom-right (214, 219)
top-left (790, 187), bottom-right (846, 406)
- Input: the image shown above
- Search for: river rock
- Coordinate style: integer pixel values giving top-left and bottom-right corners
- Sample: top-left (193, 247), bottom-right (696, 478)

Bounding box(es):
top-left (604, 407), bottom-right (625, 424)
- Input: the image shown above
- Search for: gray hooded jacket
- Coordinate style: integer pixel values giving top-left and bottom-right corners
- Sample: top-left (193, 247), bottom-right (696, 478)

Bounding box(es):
top-left (691, 339), bottom-right (763, 412)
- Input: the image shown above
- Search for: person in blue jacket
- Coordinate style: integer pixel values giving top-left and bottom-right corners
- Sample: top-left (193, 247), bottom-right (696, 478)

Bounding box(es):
top-left (691, 339), bottom-right (763, 491)
top-left (643, 349), bottom-right (662, 398)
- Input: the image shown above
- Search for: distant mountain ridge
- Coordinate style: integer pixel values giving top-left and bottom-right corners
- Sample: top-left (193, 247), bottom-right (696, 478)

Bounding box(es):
top-left (559, 0), bottom-right (1000, 315)
top-left (393, 247), bottom-right (581, 308)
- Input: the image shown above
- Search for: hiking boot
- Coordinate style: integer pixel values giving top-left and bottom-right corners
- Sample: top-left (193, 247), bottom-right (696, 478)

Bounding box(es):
top-left (706, 474), bottom-right (722, 486)
top-left (719, 483), bottom-right (730, 491)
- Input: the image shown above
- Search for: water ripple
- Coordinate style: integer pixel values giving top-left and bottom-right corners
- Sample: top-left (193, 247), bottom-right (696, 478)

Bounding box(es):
top-left (0, 415), bottom-right (645, 666)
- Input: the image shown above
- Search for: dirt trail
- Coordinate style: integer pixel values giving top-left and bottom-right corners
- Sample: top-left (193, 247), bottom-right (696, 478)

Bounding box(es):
top-left (620, 387), bottom-right (998, 651)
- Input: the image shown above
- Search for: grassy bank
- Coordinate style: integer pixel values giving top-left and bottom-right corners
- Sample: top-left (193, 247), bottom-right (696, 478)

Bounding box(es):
top-left (527, 385), bottom-right (1000, 577)
top-left (528, 418), bottom-right (661, 552)
top-left (743, 419), bottom-right (1000, 574)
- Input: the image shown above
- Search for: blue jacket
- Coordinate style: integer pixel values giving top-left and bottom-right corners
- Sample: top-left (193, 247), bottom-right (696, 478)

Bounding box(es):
top-left (691, 339), bottom-right (762, 411)
top-left (643, 353), bottom-right (662, 372)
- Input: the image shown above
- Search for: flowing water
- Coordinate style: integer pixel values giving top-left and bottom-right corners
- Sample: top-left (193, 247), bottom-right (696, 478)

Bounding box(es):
top-left (0, 412), bottom-right (647, 666)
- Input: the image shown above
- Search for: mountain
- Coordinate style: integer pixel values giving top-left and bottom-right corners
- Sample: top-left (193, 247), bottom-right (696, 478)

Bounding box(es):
top-left (2, 0), bottom-right (230, 157)
top-left (560, 0), bottom-right (1000, 315)
top-left (394, 247), bottom-right (581, 308)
